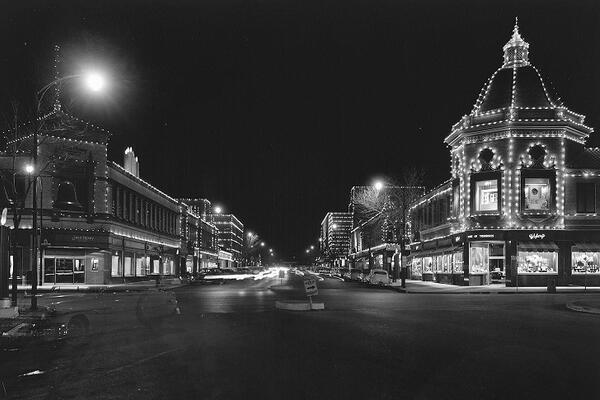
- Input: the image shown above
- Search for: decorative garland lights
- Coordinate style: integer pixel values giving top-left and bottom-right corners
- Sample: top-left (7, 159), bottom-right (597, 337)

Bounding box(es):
top-left (412, 21), bottom-right (599, 241)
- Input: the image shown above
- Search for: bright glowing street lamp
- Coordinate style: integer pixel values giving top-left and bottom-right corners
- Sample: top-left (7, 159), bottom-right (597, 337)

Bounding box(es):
top-left (260, 242), bottom-right (265, 247)
top-left (214, 206), bottom-right (222, 214)
top-left (83, 71), bottom-right (107, 92)
top-left (374, 180), bottom-right (384, 191)
top-left (247, 232), bottom-right (253, 238)
top-left (25, 164), bottom-right (34, 174)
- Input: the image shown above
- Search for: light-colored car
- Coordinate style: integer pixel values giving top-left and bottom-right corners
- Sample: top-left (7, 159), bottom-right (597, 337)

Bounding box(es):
top-left (365, 269), bottom-right (390, 286)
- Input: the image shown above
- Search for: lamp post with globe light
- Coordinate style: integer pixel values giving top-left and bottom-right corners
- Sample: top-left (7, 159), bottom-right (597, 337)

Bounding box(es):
top-left (26, 48), bottom-right (110, 310)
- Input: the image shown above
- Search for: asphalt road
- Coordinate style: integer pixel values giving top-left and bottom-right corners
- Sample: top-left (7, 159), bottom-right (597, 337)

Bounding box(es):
top-left (2, 271), bottom-right (600, 400)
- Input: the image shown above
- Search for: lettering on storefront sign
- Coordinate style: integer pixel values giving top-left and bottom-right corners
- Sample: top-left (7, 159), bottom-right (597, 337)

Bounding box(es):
top-left (529, 233), bottom-right (546, 240)
top-left (71, 235), bottom-right (95, 242)
top-left (467, 234), bottom-right (496, 240)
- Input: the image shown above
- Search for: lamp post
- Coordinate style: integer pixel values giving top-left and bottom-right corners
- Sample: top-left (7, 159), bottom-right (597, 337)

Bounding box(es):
top-left (26, 49), bottom-right (109, 310)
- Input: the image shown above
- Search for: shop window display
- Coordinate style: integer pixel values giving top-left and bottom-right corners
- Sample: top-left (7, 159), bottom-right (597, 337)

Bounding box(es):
top-left (412, 258), bottom-right (422, 278)
top-left (124, 255), bottom-right (133, 276)
top-left (517, 251), bottom-right (557, 274)
top-left (469, 243), bottom-right (489, 274)
top-left (111, 253), bottom-right (122, 277)
top-left (452, 252), bottom-right (463, 273)
top-left (74, 259), bottom-right (85, 283)
top-left (572, 251), bottom-right (600, 274)
top-left (442, 254), bottom-right (452, 273)
top-left (475, 180), bottom-right (498, 212)
top-left (524, 178), bottom-right (550, 211)
top-left (423, 257), bottom-right (433, 273)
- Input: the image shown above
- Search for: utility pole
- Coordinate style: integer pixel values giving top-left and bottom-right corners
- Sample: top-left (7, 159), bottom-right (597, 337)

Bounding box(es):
top-left (30, 128), bottom-right (38, 310)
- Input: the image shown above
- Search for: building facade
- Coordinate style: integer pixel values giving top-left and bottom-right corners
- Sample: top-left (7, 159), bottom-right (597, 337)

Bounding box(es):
top-left (0, 109), bottom-right (227, 286)
top-left (209, 213), bottom-right (243, 268)
top-left (347, 185), bottom-right (424, 277)
top-left (319, 212), bottom-right (352, 267)
top-left (408, 21), bottom-right (600, 287)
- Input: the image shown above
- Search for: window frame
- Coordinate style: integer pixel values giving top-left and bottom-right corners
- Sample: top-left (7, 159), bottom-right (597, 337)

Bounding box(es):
top-left (470, 171), bottom-right (502, 216)
top-left (519, 169), bottom-right (556, 215)
top-left (576, 182), bottom-right (596, 214)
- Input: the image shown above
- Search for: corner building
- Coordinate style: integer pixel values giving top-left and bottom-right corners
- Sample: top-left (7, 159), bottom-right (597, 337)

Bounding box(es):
top-left (409, 21), bottom-right (600, 287)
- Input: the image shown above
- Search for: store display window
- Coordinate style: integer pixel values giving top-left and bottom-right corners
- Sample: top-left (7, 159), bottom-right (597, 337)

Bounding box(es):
top-left (442, 254), bottom-right (452, 273)
top-left (412, 258), bottom-right (422, 278)
top-left (111, 252), bottom-right (121, 277)
top-left (517, 251), bottom-right (558, 274)
top-left (469, 243), bottom-right (489, 274)
top-left (524, 178), bottom-right (550, 211)
top-left (475, 180), bottom-right (498, 212)
top-left (136, 255), bottom-right (146, 276)
top-left (435, 255), bottom-right (443, 273)
top-left (124, 254), bottom-right (133, 276)
top-left (452, 252), bottom-right (463, 273)
top-left (423, 257), bottom-right (433, 273)
top-left (572, 251), bottom-right (600, 274)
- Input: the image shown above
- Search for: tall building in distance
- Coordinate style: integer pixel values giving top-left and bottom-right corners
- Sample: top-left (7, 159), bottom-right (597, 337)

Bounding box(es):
top-left (179, 198), bottom-right (212, 221)
top-left (210, 213), bottom-right (244, 266)
top-left (124, 147), bottom-right (139, 177)
top-left (319, 212), bottom-right (352, 267)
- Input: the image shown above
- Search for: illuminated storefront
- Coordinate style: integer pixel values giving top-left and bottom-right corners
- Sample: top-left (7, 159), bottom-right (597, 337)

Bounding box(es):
top-left (407, 21), bottom-right (600, 287)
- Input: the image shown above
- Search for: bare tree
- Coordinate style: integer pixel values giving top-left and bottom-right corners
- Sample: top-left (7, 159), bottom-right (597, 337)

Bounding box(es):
top-left (351, 168), bottom-right (425, 243)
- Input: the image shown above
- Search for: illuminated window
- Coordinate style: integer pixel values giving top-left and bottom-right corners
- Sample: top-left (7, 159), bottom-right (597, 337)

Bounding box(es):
top-left (111, 253), bottom-right (121, 277)
top-left (517, 251), bottom-right (557, 274)
top-left (524, 178), bottom-right (550, 210)
top-left (572, 251), bottom-right (600, 274)
top-left (475, 180), bottom-right (498, 211)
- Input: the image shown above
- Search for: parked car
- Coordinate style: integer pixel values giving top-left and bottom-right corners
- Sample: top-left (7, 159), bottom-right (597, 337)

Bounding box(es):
top-left (365, 269), bottom-right (390, 286)
top-left (350, 269), bottom-right (363, 282)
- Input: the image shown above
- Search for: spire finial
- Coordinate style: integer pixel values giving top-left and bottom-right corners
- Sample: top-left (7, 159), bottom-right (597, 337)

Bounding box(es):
top-left (53, 44), bottom-right (62, 112)
top-left (502, 18), bottom-right (529, 68)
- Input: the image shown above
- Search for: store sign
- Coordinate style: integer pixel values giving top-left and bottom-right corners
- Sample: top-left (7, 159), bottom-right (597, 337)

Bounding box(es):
top-left (529, 233), bottom-right (546, 240)
top-left (71, 235), bottom-right (95, 242)
top-left (467, 234), bottom-right (496, 240)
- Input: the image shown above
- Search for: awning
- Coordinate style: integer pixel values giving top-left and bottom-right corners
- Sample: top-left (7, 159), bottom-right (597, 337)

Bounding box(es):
top-left (572, 242), bottom-right (600, 251)
top-left (518, 242), bottom-right (559, 252)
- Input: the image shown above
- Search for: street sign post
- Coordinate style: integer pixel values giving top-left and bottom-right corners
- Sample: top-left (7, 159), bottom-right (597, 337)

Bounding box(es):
top-left (304, 278), bottom-right (318, 310)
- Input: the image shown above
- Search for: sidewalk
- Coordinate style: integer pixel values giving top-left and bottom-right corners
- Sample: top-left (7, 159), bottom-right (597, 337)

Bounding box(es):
top-left (389, 279), bottom-right (600, 294)
top-left (13, 277), bottom-right (187, 293)
top-left (566, 300), bottom-right (600, 315)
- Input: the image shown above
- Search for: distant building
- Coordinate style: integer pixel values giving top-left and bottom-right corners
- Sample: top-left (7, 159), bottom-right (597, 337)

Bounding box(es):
top-left (209, 213), bottom-right (244, 267)
top-left (319, 212), bottom-right (352, 267)
top-left (124, 147), bottom-right (139, 177)
top-left (347, 185), bottom-right (424, 276)
top-left (178, 198), bottom-right (212, 221)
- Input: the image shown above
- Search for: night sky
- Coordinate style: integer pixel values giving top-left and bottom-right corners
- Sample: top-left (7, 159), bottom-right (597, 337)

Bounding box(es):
top-left (1, 0), bottom-right (599, 259)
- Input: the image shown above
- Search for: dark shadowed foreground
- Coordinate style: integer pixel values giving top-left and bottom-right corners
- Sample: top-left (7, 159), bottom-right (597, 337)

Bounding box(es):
top-left (2, 274), bottom-right (600, 400)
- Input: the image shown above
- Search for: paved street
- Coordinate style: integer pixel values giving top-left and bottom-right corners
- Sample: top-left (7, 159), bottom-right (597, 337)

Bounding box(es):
top-left (2, 272), bottom-right (600, 399)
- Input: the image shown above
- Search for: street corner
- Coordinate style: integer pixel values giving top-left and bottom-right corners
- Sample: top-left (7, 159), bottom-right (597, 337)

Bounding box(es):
top-left (566, 301), bottom-right (600, 315)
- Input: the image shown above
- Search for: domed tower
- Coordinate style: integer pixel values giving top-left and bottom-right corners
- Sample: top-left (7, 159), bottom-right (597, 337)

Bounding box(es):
top-left (443, 19), bottom-right (595, 286)
top-left (446, 19), bottom-right (592, 232)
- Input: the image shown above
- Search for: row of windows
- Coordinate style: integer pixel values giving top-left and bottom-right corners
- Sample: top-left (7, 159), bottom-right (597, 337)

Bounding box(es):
top-left (413, 180), bottom-right (597, 231)
top-left (111, 184), bottom-right (178, 235)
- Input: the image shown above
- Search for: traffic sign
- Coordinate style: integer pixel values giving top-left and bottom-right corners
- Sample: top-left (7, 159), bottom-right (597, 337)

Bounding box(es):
top-left (279, 270), bottom-right (285, 279)
top-left (304, 278), bottom-right (318, 296)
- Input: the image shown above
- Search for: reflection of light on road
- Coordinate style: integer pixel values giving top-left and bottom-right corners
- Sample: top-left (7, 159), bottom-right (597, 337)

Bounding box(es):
top-left (237, 291), bottom-right (246, 296)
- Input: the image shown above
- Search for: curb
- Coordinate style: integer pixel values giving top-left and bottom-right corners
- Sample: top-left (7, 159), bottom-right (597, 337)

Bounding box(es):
top-left (566, 302), bottom-right (600, 315)
top-left (275, 300), bottom-right (325, 311)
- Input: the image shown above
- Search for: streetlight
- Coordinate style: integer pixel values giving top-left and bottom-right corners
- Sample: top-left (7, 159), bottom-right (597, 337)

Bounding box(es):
top-left (247, 232), bottom-right (253, 238)
top-left (374, 180), bottom-right (384, 191)
top-left (310, 245), bottom-right (314, 250)
top-left (27, 49), bottom-right (111, 311)
top-left (214, 206), bottom-right (222, 214)
top-left (260, 242), bottom-right (265, 247)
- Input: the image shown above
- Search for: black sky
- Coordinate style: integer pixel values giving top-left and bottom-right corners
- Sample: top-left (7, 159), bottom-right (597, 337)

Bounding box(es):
top-left (1, 0), bottom-right (599, 259)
